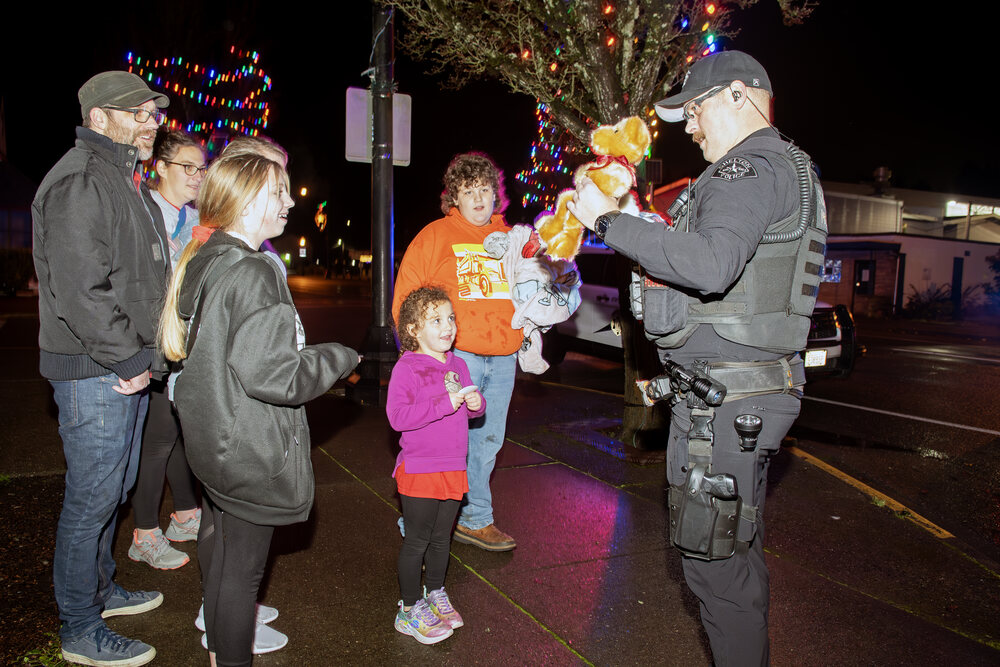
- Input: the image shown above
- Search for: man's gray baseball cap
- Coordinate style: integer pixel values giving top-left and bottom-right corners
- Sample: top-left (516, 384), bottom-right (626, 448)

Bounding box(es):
top-left (78, 71), bottom-right (169, 119)
top-left (655, 50), bottom-right (771, 122)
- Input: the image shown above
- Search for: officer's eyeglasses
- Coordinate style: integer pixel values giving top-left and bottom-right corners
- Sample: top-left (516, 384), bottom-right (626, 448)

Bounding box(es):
top-left (102, 105), bottom-right (166, 125)
top-left (164, 161), bottom-right (208, 176)
top-left (682, 86), bottom-right (726, 122)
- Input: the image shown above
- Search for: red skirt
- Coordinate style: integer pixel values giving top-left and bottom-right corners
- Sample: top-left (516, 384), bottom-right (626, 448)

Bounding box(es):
top-left (394, 460), bottom-right (468, 501)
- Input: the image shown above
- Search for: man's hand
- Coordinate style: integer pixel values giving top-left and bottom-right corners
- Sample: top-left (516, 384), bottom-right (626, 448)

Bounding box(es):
top-left (113, 371), bottom-right (150, 395)
top-left (567, 177), bottom-right (619, 230)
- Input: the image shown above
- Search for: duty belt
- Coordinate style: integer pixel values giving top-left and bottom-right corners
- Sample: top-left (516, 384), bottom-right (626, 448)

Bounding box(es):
top-left (703, 354), bottom-right (805, 401)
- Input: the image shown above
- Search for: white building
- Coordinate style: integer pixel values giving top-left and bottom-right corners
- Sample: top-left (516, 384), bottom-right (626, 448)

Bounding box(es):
top-left (819, 182), bottom-right (1000, 317)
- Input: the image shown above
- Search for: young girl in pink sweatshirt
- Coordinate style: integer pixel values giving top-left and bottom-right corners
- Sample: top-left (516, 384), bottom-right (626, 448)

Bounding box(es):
top-left (387, 286), bottom-right (485, 645)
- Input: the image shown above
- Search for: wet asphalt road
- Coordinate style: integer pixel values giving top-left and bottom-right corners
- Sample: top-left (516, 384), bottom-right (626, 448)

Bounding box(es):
top-left (793, 323), bottom-right (1000, 566)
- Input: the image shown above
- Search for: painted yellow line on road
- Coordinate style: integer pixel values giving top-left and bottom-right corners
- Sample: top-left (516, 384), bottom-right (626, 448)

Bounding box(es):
top-left (787, 445), bottom-right (954, 539)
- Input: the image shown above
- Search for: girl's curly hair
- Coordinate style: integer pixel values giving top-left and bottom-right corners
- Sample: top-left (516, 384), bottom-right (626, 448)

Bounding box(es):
top-left (440, 152), bottom-right (508, 215)
top-left (396, 286), bottom-right (452, 353)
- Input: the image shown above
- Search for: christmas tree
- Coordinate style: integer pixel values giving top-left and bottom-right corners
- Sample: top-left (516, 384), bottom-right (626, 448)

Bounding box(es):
top-left (514, 102), bottom-right (592, 220)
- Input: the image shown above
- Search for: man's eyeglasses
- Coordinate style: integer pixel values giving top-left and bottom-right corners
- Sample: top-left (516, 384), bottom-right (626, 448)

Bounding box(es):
top-left (682, 86), bottom-right (726, 122)
top-left (102, 105), bottom-right (166, 125)
top-left (163, 161), bottom-right (208, 176)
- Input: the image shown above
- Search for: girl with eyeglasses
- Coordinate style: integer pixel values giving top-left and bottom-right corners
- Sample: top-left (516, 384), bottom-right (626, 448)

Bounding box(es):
top-left (127, 129), bottom-right (209, 572)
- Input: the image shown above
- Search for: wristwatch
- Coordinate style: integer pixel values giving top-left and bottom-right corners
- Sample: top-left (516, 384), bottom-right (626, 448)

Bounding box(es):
top-left (594, 210), bottom-right (622, 240)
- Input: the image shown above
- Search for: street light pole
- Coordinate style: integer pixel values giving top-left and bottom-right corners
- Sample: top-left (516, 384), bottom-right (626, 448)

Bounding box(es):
top-left (349, 3), bottom-right (397, 406)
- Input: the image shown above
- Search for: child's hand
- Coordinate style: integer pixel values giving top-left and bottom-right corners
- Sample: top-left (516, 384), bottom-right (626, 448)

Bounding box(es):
top-left (448, 391), bottom-right (465, 411)
top-left (464, 391), bottom-right (482, 412)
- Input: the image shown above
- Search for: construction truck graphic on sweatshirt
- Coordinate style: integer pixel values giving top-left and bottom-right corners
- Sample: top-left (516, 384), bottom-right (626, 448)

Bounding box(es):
top-left (453, 244), bottom-right (509, 300)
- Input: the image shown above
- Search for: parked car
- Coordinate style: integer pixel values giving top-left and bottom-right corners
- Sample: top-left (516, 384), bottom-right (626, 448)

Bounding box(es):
top-left (804, 302), bottom-right (858, 378)
top-left (543, 246), bottom-right (859, 379)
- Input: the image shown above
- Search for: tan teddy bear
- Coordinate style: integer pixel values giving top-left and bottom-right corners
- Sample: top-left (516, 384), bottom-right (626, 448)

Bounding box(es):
top-left (534, 116), bottom-right (652, 260)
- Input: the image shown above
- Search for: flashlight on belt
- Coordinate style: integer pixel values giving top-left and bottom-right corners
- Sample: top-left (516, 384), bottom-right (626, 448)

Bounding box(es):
top-left (734, 414), bottom-right (763, 452)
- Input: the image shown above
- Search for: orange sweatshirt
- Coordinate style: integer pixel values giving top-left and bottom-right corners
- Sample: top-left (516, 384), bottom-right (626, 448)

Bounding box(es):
top-left (393, 208), bottom-right (523, 356)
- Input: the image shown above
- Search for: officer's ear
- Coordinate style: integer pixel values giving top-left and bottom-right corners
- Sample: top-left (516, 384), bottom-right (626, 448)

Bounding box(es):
top-left (729, 82), bottom-right (748, 108)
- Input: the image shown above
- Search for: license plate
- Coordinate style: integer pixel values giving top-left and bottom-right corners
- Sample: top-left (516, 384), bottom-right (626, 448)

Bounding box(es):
top-left (805, 349), bottom-right (827, 367)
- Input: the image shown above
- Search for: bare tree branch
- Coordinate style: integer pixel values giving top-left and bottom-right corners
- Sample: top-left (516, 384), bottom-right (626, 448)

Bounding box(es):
top-left (387, 0), bottom-right (811, 132)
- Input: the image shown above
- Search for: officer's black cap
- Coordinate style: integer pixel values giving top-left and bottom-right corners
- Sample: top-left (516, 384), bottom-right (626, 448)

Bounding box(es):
top-left (655, 51), bottom-right (772, 123)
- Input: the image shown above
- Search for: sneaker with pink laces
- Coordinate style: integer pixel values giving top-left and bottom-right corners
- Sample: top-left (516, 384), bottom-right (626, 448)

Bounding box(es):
top-left (425, 586), bottom-right (463, 629)
top-left (394, 599), bottom-right (453, 645)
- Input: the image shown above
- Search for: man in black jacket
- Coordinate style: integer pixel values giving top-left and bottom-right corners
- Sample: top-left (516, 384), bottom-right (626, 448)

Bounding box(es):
top-left (32, 71), bottom-right (170, 667)
top-left (569, 51), bottom-right (825, 666)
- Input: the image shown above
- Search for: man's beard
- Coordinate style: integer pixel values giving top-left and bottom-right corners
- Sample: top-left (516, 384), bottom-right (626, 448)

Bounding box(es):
top-left (104, 112), bottom-right (155, 161)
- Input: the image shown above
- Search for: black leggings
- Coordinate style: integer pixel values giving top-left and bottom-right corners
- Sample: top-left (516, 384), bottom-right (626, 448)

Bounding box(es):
top-left (133, 380), bottom-right (198, 529)
top-left (398, 495), bottom-right (460, 606)
top-left (198, 498), bottom-right (273, 667)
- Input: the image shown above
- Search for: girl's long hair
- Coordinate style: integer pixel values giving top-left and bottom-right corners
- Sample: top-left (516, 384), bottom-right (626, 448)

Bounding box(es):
top-left (158, 154), bottom-right (285, 361)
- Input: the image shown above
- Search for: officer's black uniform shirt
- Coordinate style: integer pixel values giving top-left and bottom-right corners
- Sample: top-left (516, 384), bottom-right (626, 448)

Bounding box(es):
top-left (604, 127), bottom-right (799, 365)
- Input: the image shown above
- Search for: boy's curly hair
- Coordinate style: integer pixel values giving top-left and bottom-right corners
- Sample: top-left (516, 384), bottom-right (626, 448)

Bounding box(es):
top-left (440, 152), bottom-right (508, 215)
top-left (396, 286), bottom-right (452, 353)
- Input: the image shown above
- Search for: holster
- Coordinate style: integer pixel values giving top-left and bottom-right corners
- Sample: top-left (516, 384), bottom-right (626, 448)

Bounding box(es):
top-left (668, 466), bottom-right (742, 561)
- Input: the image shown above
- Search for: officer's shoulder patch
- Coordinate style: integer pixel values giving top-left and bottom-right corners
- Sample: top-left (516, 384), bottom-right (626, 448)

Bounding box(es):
top-left (710, 157), bottom-right (758, 182)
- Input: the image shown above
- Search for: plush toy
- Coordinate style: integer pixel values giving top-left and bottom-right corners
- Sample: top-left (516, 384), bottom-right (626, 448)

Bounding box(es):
top-left (534, 116), bottom-right (652, 260)
top-left (484, 227), bottom-right (581, 374)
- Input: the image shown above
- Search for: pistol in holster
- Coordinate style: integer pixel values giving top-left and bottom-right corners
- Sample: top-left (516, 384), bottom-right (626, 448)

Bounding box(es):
top-left (668, 464), bottom-right (742, 560)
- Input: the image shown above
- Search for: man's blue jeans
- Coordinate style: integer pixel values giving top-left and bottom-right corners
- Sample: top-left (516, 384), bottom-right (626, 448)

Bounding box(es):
top-left (454, 350), bottom-right (516, 530)
top-left (50, 374), bottom-right (148, 639)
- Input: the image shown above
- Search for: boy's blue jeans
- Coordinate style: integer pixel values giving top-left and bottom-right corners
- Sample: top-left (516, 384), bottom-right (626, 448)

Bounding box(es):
top-left (453, 350), bottom-right (516, 530)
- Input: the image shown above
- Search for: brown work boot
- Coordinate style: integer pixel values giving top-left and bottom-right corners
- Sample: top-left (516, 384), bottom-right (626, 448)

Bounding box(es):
top-left (454, 523), bottom-right (516, 551)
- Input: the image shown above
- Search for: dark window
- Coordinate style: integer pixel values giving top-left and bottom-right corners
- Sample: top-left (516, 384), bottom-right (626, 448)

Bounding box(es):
top-left (854, 260), bottom-right (875, 295)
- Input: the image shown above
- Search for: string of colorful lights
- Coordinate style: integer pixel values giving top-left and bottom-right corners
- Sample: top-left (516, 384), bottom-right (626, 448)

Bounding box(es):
top-left (124, 47), bottom-right (272, 140)
top-left (683, 1), bottom-right (722, 60)
top-left (517, 3), bottom-right (722, 73)
top-left (515, 102), bottom-right (592, 210)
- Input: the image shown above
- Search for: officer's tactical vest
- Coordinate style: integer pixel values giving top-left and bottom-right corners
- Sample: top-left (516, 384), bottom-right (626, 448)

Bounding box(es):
top-left (640, 143), bottom-right (828, 354)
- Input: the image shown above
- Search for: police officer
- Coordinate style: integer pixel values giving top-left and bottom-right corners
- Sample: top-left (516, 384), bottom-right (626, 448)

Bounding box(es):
top-left (568, 50), bottom-right (826, 665)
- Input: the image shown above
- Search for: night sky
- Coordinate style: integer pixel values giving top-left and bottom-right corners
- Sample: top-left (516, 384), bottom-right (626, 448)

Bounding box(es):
top-left (2, 1), bottom-right (996, 250)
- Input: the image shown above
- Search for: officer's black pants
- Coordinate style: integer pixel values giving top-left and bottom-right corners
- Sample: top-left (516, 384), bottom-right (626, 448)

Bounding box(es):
top-left (668, 391), bottom-right (800, 667)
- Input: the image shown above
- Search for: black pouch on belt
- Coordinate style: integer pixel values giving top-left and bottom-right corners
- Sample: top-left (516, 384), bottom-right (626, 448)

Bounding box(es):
top-left (668, 464), bottom-right (742, 561)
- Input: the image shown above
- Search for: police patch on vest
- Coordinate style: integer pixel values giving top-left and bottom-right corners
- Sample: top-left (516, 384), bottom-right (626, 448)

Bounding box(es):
top-left (711, 157), bottom-right (758, 181)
